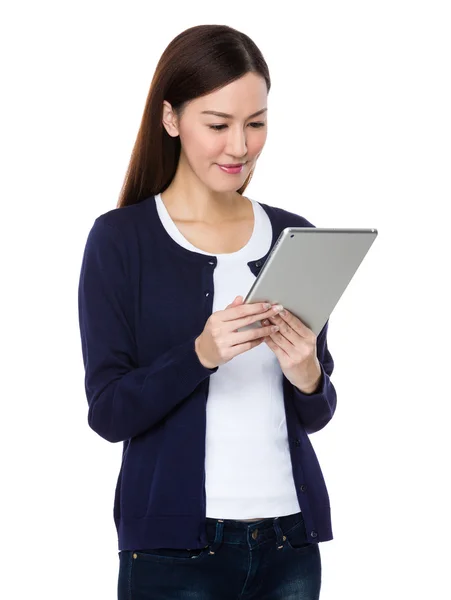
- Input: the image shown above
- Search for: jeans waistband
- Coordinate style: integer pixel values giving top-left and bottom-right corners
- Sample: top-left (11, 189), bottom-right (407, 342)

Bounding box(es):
top-left (204, 511), bottom-right (303, 546)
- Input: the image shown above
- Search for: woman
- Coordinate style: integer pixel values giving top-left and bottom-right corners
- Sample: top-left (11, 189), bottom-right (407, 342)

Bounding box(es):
top-left (78, 24), bottom-right (337, 600)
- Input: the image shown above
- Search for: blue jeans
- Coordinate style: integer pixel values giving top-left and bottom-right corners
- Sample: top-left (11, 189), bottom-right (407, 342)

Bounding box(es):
top-left (118, 511), bottom-right (321, 599)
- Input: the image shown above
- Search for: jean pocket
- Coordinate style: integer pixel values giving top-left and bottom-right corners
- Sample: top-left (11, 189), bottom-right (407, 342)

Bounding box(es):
top-left (284, 520), bottom-right (312, 551)
top-left (133, 546), bottom-right (210, 562)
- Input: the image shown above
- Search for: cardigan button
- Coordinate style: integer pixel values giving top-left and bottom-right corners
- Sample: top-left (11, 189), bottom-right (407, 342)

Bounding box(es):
top-left (255, 260), bottom-right (262, 268)
top-left (300, 484), bottom-right (307, 492)
top-left (310, 530), bottom-right (318, 538)
top-left (205, 291), bottom-right (210, 297)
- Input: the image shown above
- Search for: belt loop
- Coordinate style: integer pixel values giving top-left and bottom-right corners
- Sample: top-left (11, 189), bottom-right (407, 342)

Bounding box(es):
top-left (208, 519), bottom-right (224, 555)
top-left (273, 516), bottom-right (285, 550)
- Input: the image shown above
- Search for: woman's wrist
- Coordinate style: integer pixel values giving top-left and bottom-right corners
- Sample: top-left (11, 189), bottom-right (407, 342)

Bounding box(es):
top-left (194, 336), bottom-right (217, 369)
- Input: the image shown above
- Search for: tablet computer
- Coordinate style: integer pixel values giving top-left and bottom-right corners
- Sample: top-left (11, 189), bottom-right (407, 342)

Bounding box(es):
top-left (239, 227), bottom-right (378, 336)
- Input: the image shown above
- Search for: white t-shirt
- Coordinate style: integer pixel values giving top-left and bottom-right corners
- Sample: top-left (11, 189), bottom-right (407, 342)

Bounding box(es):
top-left (155, 193), bottom-right (301, 519)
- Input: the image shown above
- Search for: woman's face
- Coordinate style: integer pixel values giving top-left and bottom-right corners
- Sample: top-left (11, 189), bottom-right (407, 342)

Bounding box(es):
top-left (163, 72), bottom-right (268, 192)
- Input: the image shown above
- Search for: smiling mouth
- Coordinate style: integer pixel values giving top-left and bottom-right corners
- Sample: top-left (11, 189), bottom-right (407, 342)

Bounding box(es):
top-left (217, 164), bottom-right (245, 174)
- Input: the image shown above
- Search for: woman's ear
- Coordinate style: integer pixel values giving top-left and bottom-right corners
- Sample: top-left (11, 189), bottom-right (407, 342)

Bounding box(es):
top-left (162, 100), bottom-right (180, 138)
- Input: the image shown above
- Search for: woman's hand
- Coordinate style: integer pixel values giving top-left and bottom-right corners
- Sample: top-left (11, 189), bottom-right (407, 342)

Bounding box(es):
top-left (262, 308), bottom-right (322, 394)
top-left (195, 296), bottom-right (286, 369)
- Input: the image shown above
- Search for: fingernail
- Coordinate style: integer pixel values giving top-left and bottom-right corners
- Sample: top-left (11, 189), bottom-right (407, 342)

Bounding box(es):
top-left (273, 304), bottom-right (284, 313)
top-left (271, 325), bottom-right (279, 332)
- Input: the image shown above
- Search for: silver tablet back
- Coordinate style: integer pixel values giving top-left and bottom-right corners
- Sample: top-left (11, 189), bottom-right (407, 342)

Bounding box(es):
top-left (243, 227), bottom-right (378, 336)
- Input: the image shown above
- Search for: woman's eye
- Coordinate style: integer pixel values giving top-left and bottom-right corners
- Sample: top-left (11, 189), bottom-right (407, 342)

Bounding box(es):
top-left (209, 122), bottom-right (266, 131)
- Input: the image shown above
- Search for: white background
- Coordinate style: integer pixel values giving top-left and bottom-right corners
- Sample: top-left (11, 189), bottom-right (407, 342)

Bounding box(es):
top-left (2, 1), bottom-right (450, 599)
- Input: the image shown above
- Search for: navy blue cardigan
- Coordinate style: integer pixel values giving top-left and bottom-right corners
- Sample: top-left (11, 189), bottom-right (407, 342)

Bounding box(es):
top-left (77, 195), bottom-right (337, 551)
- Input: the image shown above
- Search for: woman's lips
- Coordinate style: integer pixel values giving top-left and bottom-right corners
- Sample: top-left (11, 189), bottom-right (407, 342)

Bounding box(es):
top-left (217, 164), bottom-right (245, 174)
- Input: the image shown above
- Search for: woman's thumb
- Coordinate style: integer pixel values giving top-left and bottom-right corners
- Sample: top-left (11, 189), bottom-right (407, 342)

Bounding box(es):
top-left (227, 295), bottom-right (243, 309)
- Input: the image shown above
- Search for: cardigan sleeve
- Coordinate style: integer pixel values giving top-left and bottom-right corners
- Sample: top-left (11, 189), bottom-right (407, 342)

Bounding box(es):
top-left (291, 320), bottom-right (337, 434)
top-left (77, 219), bottom-right (217, 443)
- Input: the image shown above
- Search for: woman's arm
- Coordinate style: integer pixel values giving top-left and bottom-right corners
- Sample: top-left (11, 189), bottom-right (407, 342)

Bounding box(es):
top-left (78, 219), bottom-right (217, 443)
top-left (291, 321), bottom-right (337, 434)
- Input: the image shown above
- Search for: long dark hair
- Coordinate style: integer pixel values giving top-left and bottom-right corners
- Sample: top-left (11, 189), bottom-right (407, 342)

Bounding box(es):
top-left (117, 24), bottom-right (271, 208)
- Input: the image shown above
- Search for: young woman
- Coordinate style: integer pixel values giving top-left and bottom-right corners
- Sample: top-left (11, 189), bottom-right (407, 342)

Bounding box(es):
top-left (78, 24), bottom-right (337, 600)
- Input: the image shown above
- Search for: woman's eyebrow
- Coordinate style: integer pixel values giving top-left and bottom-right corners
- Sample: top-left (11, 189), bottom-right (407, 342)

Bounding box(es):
top-left (201, 108), bottom-right (268, 119)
